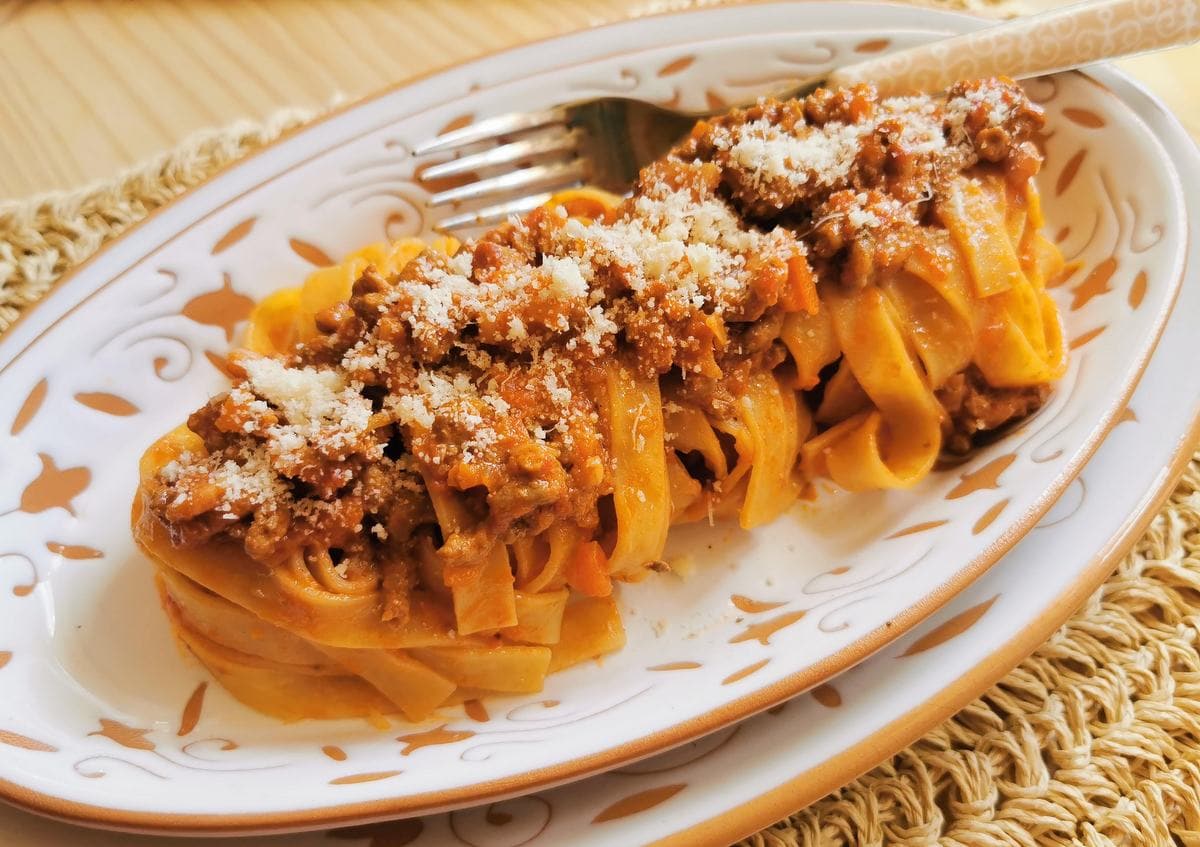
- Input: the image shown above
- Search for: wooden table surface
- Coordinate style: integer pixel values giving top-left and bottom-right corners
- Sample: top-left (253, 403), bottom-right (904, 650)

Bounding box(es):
top-left (1, 0), bottom-right (1197, 201)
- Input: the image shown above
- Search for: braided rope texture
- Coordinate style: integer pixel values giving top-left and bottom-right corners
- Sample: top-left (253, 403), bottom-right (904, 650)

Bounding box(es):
top-left (3, 48), bottom-right (1199, 847)
top-left (0, 108), bottom-right (314, 333)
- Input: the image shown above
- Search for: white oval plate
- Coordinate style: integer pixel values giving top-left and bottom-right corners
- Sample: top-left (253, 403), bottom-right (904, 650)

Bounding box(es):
top-left (1, 62), bottom-right (1195, 847)
top-left (0, 2), bottom-right (1189, 833)
top-left (2, 63), bottom-right (1197, 847)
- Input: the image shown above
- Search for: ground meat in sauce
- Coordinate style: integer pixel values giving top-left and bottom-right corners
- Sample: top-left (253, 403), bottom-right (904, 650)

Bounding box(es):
top-left (937, 366), bottom-right (1051, 455)
top-left (144, 78), bottom-right (1057, 621)
top-left (675, 78), bottom-right (1043, 220)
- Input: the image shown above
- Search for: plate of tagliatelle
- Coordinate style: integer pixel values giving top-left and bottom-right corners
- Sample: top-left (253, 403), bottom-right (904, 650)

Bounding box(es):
top-left (0, 1), bottom-right (1193, 835)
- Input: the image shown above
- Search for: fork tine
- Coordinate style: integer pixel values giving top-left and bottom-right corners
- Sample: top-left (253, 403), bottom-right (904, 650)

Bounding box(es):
top-left (420, 128), bottom-right (581, 181)
top-left (413, 106), bottom-right (570, 156)
top-left (434, 192), bottom-right (555, 233)
top-left (427, 160), bottom-right (587, 207)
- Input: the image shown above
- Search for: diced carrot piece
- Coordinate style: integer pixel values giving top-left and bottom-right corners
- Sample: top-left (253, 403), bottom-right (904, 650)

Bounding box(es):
top-left (565, 541), bottom-right (612, 598)
top-left (783, 254), bottom-right (819, 315)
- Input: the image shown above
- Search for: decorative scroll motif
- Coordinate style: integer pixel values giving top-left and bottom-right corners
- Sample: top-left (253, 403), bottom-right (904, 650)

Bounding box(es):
top-left (290, 238), bottom-right (336, 267)
top-left (945, 455), bottom-right (1016, 500)
top-left (88, 719), bottom-right (154, 751)
top-left (729, 611), bottom-right (807, 646)
top-left (972, 499), bottom-right (1010, 535)
top-left (45, 543), bottom-right (103, 560)
top-left (885, 520), bottom-right (948, 539)
top-left (722, 659), bottom-right (770, 685)
top-left (73, 392), bottom-right (139, 416)
top-left (898, 595), bottom-right (1000, 657)
top-left (11, 455), bottom-right (91, 521)
top-left (448, 796), bottom-right (552, 846)
top-left (211, 217), bottom-right (257, 254)
top-left (730, 596), bottom-right (784, 614)
top-left (177, 683), bottom-right (208, 736)
top-left (592, 784), bottom-right (686, 823)
top-left (10, 379), bottom-right (47, 435)
top-left (330, 771), bottom-right (403, 786)
top-left (811, 683), bottom-right (842, 708)
top-left (397, 726), bottom-right (475, 756)
top-left (0, 730), bottom-right (56, 753)
top-left (181, 274), bottom-right (255, 341)
top-left (322, 745), bottom-right (348, 761)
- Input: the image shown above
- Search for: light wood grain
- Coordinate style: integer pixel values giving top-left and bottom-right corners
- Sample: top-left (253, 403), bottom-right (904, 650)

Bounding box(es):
top-left (0, 0), bottom-right (1196, 199)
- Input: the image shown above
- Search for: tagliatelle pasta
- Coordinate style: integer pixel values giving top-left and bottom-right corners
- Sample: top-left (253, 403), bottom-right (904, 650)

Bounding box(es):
top-left (134, 78), bottom-right (1067, 722)
top-left (789, 175), bottom-right (1065, 489)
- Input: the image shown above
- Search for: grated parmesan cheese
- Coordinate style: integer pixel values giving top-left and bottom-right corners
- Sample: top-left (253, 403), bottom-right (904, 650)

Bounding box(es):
top-left (240, 357), bottom-right (373, 464)
top-left (542, 255), bottom-right (588, 300)
top-left (730, 121), bottom-right (865, 191)
top-left (208, 447), bottom-right (289, 510)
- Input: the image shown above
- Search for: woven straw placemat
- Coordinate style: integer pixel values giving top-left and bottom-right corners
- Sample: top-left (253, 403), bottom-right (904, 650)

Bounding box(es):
top-left (3, 112), bottom-right (1199, 847)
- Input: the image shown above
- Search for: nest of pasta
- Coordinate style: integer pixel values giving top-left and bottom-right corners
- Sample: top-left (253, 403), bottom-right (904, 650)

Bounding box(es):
top-left (134, 78), bottom-right (1066, 722)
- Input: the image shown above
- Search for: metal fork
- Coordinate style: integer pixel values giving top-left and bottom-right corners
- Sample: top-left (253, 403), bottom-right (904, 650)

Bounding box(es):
top-left (413, 0), bottom-right (1200, 233)
top-left (415, 101), bottom-right (701, 230)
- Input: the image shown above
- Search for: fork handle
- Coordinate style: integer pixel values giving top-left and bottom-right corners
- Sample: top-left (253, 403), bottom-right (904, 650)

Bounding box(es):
top-left (828, 0), bottom-right (1200, 95)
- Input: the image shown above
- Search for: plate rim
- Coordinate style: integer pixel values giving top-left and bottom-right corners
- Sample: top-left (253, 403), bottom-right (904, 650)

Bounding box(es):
top-left (0, 1), bottom-right (1192, 834)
